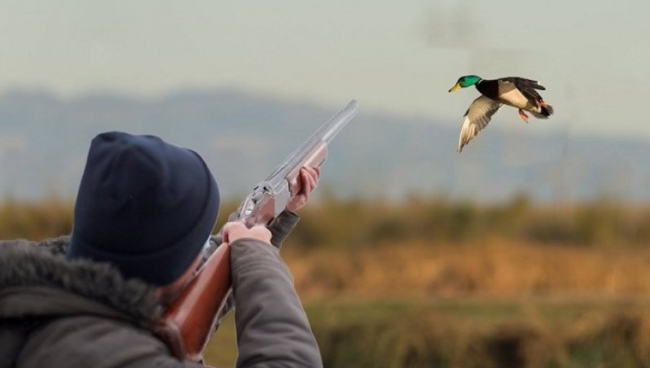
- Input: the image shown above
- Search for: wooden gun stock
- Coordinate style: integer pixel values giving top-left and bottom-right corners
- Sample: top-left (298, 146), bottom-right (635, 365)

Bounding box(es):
top-left (153, 243), bottom-right (232, 363)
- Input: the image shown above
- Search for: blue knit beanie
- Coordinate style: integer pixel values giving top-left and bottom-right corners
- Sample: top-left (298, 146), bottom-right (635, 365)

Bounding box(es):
top-left (67, 132), bottom-right (220, 286)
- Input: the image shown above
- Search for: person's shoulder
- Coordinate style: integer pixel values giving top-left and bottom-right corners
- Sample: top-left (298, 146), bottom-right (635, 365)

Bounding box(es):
top-left (24, 314), bottom-right (202, 367)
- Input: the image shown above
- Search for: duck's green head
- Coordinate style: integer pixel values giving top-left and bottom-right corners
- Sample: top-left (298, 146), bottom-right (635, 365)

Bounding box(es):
top-left (448, 75), bottom-right (482, 92)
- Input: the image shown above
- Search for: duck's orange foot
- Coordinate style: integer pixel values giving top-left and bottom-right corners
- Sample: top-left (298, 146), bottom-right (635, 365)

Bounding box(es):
top-left (518, 109), bottom-right (529, 123)
top-left (538, 100), bottom-right (549, 108)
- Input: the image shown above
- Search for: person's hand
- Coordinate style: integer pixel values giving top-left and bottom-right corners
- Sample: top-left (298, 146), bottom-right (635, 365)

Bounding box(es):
top-left (222, 220), bottom-right (272, 245)
top-left (286, 166), bottom-right (320, 212)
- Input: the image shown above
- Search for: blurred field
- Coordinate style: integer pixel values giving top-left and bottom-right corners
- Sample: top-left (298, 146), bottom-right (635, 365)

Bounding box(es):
top-left (3, 195), bottom-right (650, 368)
top-left (164, 240), bottom-right (650, 367)
top-left (206, 296), bottom-right (650, 368)
top-left (285, 241), bottom-right (650, 299)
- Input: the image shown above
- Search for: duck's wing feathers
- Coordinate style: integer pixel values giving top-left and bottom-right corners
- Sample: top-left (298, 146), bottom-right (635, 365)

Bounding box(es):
top-left (457, 95), bottom-right (503, 153)
top-left (499, 77), bottom-right (545, 103)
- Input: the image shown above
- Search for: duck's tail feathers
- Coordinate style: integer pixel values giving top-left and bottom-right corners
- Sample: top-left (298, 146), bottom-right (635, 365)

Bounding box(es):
top-left (540, 103), bottom-right (554, 117)
top-left (532, 101), bottom-right (554, 118)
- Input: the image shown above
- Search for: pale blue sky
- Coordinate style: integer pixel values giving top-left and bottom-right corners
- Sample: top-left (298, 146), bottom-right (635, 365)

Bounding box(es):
top-left (1, 1), bottom-right (649, 140)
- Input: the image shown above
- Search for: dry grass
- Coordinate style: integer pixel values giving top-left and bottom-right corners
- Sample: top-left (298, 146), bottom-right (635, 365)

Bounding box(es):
top-left (204, 297), bottom-right (650, 368)
top-left (285, 239), bottom-right (650, 300)
top-left (0, 196), bottom-right (74, 240)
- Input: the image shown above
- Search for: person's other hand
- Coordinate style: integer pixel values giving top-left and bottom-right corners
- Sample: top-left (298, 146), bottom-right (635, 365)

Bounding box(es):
top-left (222, 221), bottom-right (272, 245)
top-left (287, 166), bottom-right (320, 212)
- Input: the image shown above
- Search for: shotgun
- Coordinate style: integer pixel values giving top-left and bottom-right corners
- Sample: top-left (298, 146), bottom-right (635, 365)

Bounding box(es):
top-left (153, 100), bottom-right (359, 363)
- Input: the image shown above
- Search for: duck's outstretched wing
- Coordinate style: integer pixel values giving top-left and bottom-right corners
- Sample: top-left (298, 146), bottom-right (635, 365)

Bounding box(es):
top-left (458, 95), bottom-right (502, 153)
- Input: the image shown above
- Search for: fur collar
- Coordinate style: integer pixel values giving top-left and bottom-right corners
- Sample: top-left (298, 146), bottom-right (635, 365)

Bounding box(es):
top-left (0, 236), bottom-right (160, 326)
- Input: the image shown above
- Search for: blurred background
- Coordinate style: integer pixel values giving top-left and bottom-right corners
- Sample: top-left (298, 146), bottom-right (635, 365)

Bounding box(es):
top-left (2, 1), bottom-right (650, 367)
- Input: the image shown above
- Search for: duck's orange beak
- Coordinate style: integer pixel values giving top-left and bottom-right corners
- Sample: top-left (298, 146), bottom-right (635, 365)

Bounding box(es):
top-left (448, 83), bottom-right (461, 93)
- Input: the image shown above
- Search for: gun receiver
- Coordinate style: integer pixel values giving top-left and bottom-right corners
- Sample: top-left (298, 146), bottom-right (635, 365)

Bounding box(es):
top-left (153, 99), bottom-right (359, 363)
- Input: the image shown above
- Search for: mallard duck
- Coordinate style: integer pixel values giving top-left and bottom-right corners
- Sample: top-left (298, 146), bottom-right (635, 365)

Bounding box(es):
top-left (448, 75), bottom-right (554, 153)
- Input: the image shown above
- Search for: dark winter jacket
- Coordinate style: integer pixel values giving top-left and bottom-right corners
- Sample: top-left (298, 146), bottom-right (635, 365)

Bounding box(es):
top-left (0, 212), bottom-right (322, 368)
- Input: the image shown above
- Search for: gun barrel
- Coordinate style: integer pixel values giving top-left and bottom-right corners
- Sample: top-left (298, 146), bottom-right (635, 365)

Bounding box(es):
top-left (321, 99), bottom-right (359, 144)
top-left (265, 99), bottom-right (358, 185)
top-left (239, 99), bottom-right (358, 225)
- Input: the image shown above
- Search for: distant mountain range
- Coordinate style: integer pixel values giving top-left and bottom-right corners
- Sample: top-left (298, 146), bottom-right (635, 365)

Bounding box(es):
top-left (1, 88), bottom-right (648, 203)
